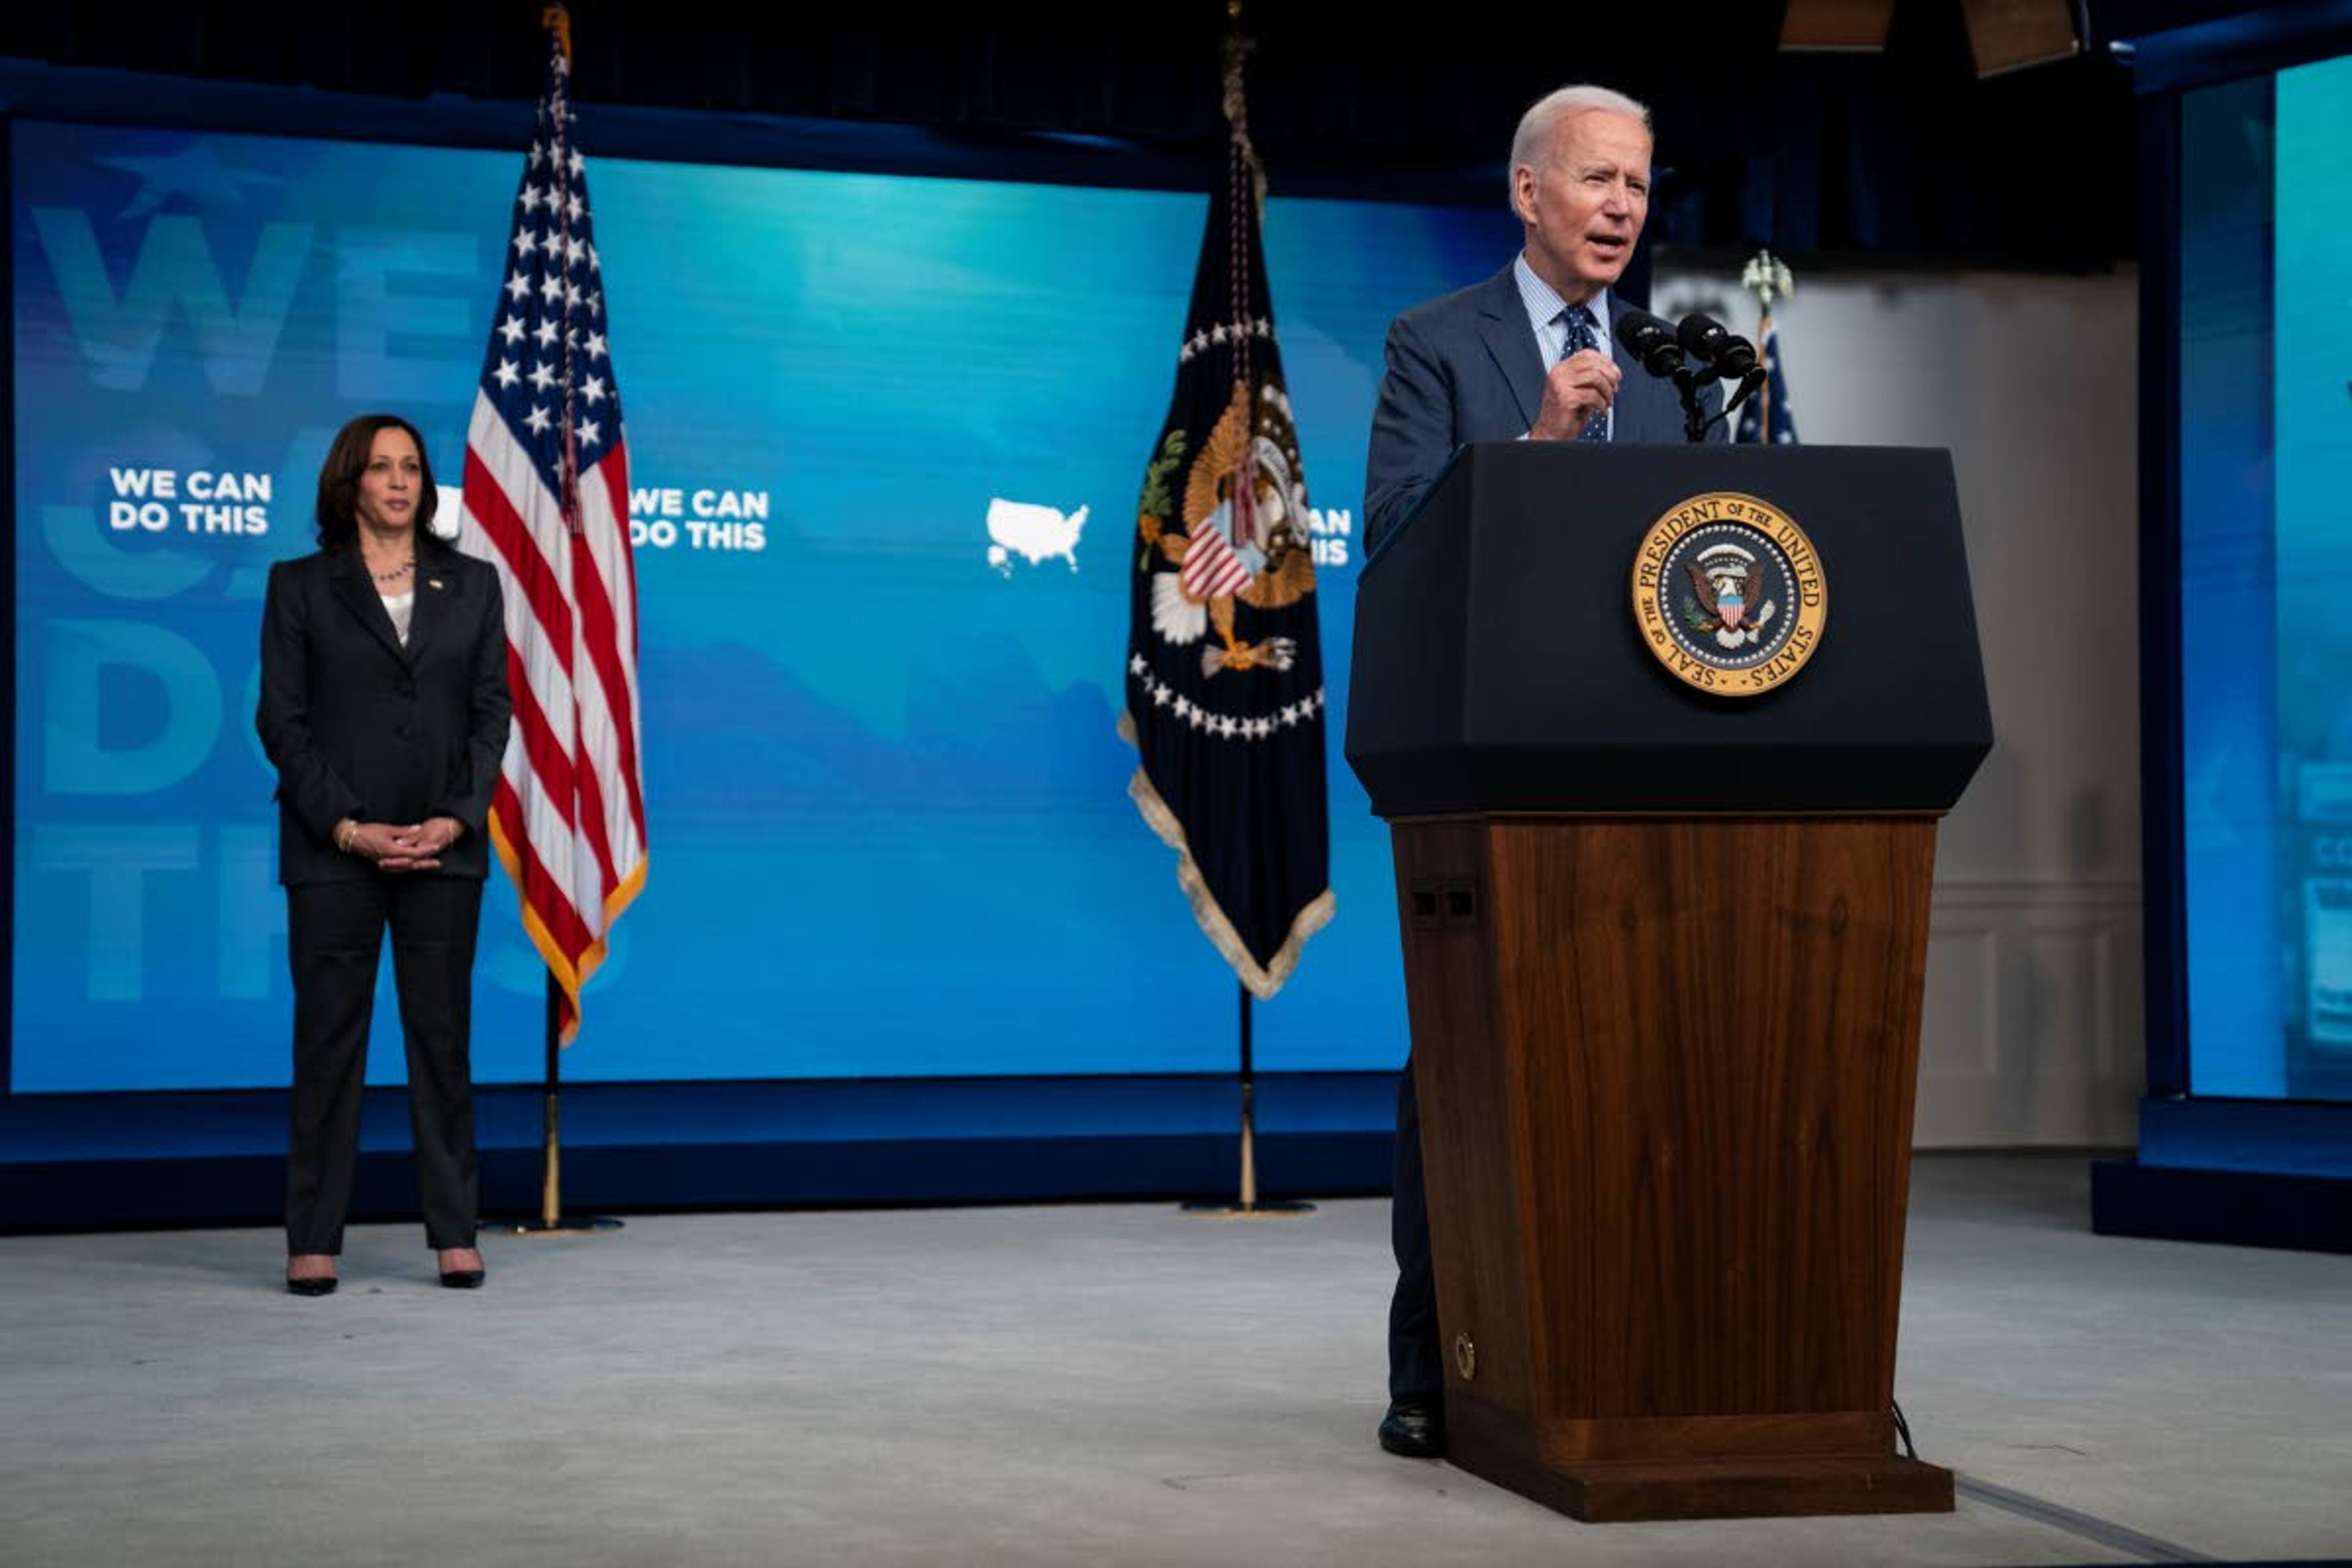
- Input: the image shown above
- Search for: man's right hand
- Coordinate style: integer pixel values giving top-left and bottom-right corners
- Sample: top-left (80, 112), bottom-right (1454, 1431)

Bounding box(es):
top-left (1529, 348), bottom-right (1623, 442)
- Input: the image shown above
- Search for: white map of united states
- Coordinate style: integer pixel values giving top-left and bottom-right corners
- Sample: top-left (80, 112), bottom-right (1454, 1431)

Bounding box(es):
top-left (986, 497), bottom-right (1088, 575)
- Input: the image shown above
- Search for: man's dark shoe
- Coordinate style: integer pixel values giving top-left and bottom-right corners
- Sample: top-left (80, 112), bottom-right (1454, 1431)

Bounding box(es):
top-left (1377, 1396), bottom-right (1444, 1458)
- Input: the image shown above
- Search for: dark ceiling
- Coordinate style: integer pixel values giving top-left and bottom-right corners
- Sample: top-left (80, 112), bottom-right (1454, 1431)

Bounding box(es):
top-left (0, 2), bottom-right (2294, 269)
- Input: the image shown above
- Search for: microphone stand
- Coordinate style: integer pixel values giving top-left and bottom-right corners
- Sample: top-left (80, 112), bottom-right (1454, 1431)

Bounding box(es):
top-left (1670, 364), bottom-right (1768, 443)
top-left (1672, 366), bottom-right (1716, 444)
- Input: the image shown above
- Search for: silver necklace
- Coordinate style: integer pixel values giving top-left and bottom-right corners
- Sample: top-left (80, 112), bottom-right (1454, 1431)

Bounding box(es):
top-left (370, 559), bottom-right (416, 585)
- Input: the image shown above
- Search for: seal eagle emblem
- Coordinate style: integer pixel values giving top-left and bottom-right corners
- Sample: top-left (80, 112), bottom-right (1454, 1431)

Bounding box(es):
top-left (1136, 383), bottom-right (1317, 677)
top-left (1630, 491), bottom-right (1827, 696)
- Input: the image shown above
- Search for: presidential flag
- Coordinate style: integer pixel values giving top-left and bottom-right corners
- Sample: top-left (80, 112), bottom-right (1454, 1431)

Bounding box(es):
top-left (1736, 314), bottom-right (1801, 445)
top-left (1118, 32), bottom-right (1333, 1000)
top-left (453, 10), bottom-right (647, 1045)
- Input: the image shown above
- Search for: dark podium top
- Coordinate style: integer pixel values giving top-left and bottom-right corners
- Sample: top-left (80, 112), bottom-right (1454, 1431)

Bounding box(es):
top-left (1344, 442), bottom-right (1992, 818)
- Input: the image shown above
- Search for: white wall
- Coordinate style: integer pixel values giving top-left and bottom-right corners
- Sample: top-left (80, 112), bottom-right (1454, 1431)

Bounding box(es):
top-left (1653, 263), bottom-right (2144, 1147)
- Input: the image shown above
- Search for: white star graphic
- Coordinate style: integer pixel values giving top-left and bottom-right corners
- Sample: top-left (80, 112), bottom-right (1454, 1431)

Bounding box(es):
top-left (581, 375), bottom-right (608, 405)
top-left (578, 418), bottom-right (602, 448)
top-left (533, 319), bottom-right (560, 349)
top-left (525, 405), bottom-right (552, 435)
top-left (511, 228), bottom-right (538, 260)
top-left (569, 148), bottom-right (585, 179)
top-left (1129, 654), bottom-right (1148, 677)
top-left (529, 142), bottom-right (548, 169)
top-left (528, 361), bottom-right (556, 392)
top-left (1152, 685), bottom-right (1172, 707)
top-left (584, 331), bottom-right (608, 361)
top-left (503, 273), bottom-right (530, 304)
top-left (497, 314), bottom-right (526, 345)
top-left (564, 235), bottom-right (587, 268)
top-left (1173, 698), bottom-right (1193, 721)
top-left (493, 359), bottom-right (520, 389)
top-left (587, 243), bottom-right (601, 274)
top-left (538, 274), bottom-right (565, 304)
top-left (566, 192), bottom-right (584, 222)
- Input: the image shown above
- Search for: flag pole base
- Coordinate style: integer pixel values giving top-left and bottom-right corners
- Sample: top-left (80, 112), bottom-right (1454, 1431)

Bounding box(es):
top-left (1180, 1199), bottom-right (1316, 1218)
top-left (492, 1215), bottom-right (625, 1236)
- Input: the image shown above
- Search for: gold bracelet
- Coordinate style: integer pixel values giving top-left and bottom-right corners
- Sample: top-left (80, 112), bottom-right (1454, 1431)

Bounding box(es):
top-left (336, 821), bottom-right (356, 852)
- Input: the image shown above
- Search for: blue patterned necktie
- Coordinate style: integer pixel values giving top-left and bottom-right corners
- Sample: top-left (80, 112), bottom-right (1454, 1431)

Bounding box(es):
top-left (1562, 304), bottom-right (1608, 443)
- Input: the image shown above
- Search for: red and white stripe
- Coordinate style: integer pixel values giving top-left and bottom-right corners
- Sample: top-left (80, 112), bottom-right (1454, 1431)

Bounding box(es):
top-left (455, 396), bottom-right (647, 1045)
top-left (1180, 525), bottom-right (1252, 601)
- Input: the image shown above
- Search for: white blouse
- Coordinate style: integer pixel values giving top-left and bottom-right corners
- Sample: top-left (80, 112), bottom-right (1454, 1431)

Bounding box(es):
top-left (382, 589), bottom-right (415, 646)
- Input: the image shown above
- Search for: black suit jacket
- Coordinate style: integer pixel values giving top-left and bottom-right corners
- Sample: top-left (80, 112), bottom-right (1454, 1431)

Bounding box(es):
top-left (257, 541), bottom-right (513, 886)
top-left (1364, 263), bottom-right (1727, 552)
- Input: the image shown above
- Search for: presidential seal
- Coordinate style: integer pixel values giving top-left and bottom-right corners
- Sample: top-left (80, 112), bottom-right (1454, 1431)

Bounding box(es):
top-left (1630, 491), bottom-right (1826, 696)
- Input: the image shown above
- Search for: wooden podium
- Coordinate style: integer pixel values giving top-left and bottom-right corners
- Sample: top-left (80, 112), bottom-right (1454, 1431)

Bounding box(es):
top-left (1345, 443), bottom-right (1992, 1522)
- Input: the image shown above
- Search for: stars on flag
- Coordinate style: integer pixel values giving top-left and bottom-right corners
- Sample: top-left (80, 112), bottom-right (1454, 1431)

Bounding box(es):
top-left (475, 59), bottom-right (625, 497)
top-left (1177, 316), bottom-right (1275, 365)
top-left (1128, 666), bottom-right (1324, 742)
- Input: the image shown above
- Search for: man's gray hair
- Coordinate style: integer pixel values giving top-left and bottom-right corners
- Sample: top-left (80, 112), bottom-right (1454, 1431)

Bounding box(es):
top-left (1508, 84), bottom-right (1653, 208)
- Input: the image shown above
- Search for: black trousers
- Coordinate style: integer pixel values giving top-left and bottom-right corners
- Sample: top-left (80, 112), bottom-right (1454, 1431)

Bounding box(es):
top-left (284, 875), bottom-right (486, 1255)
top-left (1387, 1055), bottom-right (1441, 1400)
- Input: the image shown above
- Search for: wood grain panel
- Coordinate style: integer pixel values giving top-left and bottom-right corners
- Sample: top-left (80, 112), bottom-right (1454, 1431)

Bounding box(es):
top-left (1391, 821), bottom-right (1534, 1411)
top-left (1392, 813), bottom-right (1950, 1520)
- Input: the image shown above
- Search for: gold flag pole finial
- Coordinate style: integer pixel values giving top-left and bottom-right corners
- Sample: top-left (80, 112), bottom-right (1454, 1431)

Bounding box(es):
top-left (1741, 248), bottom-right (1796, 317)
top-left (541, 3), bottom-right (573, 62)
top-left (1739, 251), bottom-right (1794, 442)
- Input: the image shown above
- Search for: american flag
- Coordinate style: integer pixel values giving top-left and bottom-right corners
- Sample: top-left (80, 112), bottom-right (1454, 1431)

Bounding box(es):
top-left (453, 19), bottom-right (647, 1046)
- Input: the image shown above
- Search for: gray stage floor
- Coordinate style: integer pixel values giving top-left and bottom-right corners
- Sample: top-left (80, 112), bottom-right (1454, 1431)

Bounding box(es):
top-left (0, 1153), bottom-right (2346, 1567)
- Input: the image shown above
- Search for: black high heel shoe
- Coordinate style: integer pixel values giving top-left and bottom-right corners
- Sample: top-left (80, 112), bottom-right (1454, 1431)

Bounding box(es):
top-left (437, 1248), bottom-right (486, 1289)
top-left (285, 1257), bottom-right (339, 1297)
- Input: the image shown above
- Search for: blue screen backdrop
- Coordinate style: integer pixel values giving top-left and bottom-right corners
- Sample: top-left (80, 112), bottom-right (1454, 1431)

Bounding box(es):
top-left (2176, 55), bottom-right (2352, 1101)
top-left (10, 119), bottom-right (1520, 1093)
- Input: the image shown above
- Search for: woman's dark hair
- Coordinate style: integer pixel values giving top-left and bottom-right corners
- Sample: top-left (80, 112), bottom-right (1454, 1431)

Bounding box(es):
top-left (314, 413), bottom-right (439, 550)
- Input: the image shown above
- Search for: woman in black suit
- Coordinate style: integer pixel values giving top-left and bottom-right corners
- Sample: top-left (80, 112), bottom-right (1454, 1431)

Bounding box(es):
top-left (257, 413), bottom-right (513, 1296)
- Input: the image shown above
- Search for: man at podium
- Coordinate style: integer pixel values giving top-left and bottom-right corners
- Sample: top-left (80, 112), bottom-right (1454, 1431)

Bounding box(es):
top-left (1363, 81), bottom-right (1724, 1460)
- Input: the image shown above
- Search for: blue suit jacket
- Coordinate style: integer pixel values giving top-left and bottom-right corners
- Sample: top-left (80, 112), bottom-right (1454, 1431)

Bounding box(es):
top-left (1363, 263), bottom-right (1725, 552)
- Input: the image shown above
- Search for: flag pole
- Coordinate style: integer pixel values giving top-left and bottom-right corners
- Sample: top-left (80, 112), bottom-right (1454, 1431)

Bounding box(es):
top-left (484, 0), bottom-right (620, 1241)
top-left (1175, 0), bottom-right (1313, 1222)
top-left (499, 972), bottom-right (622, 1235)
top-left (1185, 983), bottom-right (1314, 1218)
top-left (1740, 248), bottom-right (1795, 444)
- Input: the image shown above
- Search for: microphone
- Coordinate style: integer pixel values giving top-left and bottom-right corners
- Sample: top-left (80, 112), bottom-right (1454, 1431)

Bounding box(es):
top-left (1611, 307), bottom-right (1686, 378)
top-left (1675, 312), bottom-right (1760, 381)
